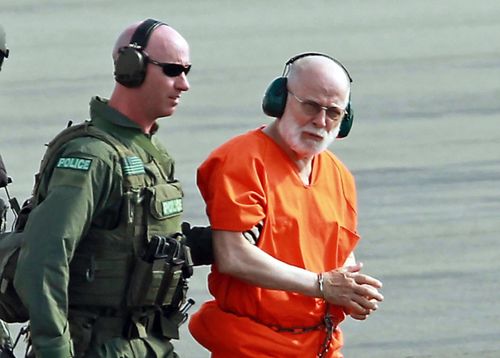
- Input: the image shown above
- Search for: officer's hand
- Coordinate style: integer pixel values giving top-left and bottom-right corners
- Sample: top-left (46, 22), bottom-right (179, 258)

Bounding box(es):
top-left (321, 263), bottom-right (383, 318)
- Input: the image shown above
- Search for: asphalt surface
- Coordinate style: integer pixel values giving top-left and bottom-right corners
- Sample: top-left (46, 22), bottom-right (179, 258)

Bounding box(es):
top-left (1, 1), bottom-right (499, 357)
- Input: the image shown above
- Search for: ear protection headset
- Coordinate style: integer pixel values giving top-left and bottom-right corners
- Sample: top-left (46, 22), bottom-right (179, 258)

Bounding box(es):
top-left (0, 25), bottom-right (9, 72)
top-left (262, 52), bottom-right (354, 138)
top-left (114, 18), bottom-right (166, 87)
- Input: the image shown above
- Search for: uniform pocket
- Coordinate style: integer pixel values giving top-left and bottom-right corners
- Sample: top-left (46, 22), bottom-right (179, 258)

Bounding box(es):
top-left (146, 181), bottom-right (184, 243)
top-left (147, 181), bottom-right (183, 220)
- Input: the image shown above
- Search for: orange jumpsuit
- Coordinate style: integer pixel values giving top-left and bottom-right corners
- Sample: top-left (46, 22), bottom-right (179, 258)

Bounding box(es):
top-left (189, 128), bottom-right (360, 357)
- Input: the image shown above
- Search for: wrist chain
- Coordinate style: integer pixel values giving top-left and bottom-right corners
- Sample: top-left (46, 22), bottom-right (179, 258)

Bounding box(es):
top-left (317, 311), bottom-right (334, 358)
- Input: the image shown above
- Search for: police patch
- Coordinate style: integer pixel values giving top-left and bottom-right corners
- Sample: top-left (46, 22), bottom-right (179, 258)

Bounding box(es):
top-left (56, 157), bottom-right (92, 171)
top-left (162, 198), bottom-right (182, 216)
top-left (122, 156), bottom-right (145, 176)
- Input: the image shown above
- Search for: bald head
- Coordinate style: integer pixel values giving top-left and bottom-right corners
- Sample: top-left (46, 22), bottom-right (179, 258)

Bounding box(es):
top-left (112, 20), bottom-right (189, 63)
top-left (288, 55), bottom-right (350, 108)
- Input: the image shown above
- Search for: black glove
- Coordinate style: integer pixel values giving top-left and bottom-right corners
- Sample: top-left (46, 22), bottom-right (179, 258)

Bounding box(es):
top-left (182, 222), bottom-right (214, 266)
top-left (181, 221), bottom-right (263, 266)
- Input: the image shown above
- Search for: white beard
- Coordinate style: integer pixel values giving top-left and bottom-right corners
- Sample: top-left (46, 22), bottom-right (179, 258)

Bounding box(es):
top-left (279, 120), bottom-right (340, 158)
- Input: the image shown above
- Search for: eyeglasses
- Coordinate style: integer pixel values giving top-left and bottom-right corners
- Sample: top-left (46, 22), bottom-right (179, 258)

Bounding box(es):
top-left (288, 91), bottom-right (346, 122)
top-left (149, 59), bottom-right (191, 77)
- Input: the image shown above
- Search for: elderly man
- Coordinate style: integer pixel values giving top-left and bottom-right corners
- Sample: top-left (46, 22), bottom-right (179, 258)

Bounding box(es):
top-left (13, 19), bottom-right (209, 358)
top-left (189, 53), bottom-right (384, 357)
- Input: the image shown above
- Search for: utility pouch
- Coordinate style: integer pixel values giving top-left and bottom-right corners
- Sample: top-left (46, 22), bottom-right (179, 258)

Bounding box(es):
top-left (126, 234), bottom-right (184, 308)
top-left (155, 259), bottom-right (183, 306)
top-left (160, 311), bottom-right (182, 340)
top-left (153, 233), bottom-right (184, 306)
top-left (126, 257), bottom-right (164, 307)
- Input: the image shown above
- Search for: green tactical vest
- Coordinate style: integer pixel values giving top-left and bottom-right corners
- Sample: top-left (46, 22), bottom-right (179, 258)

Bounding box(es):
top-left (0, 119), bottom-right (187, 322)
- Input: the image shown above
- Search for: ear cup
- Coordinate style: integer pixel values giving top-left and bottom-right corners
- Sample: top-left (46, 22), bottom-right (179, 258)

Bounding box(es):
top-left (262, 77), bottom-right (288, 118)
top-left (114, 46), bottom-right (149, 88)
top-left (113, 19), bottom-right (165, 88)
top-left (337, 100), bottom-right (353, 138)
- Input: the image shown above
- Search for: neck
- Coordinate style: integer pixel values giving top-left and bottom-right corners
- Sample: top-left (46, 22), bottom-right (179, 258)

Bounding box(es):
top-left (263, 122), bottom-right (314, 184)
top-left (109, 90), bottom-right (155, 134)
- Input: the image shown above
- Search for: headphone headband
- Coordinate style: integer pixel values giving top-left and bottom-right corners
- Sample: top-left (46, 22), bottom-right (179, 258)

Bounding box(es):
top-left (283, 52), bottom-right (353, 83)
top-left (129, 18), bottom-right (166, 49)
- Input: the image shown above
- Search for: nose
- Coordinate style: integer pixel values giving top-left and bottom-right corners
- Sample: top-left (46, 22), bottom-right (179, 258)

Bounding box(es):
top-left (175, 72), bottom-right (190, 92)
top-left (311, 109), bottom-right (328, 129)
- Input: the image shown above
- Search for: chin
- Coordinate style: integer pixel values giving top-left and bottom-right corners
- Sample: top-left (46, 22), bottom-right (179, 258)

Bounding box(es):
top-left (291, 146), bottom-right (318, 159)
top-left (302, 141), bottom-right (331, 156)
top-left (160, 108), bottom-right (176, 118)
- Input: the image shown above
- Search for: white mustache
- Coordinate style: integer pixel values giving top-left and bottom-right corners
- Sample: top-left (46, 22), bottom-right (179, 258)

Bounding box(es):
top-left (304, 127), bottom-right (337, 139)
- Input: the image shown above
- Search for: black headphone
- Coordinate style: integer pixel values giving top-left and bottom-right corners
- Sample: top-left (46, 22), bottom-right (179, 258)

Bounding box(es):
top-left (262, 52), bottom-right (354, 138)
top-left (0, 25), bottom-right (9, 72)
top-left (0, 47), bottom-right (8, 72)
top-left (114, 18), bottom-right (166, 88)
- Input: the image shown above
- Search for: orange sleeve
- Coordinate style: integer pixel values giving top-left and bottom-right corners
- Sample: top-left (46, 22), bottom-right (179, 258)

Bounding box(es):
top-left (197, 133), bottom-right (267, 232)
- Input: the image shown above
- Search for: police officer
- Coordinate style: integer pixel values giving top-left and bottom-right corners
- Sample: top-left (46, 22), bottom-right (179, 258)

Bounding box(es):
top-left (13, 19), bottom-right (210, 358)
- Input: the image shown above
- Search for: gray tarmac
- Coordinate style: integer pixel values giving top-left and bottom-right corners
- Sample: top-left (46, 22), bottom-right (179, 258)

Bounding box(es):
top-left (1, 1), bottom-right (499, 357)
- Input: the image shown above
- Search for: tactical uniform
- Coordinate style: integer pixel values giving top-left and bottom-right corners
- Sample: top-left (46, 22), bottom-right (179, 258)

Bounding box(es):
top-left (14, 96), bottom-right (197, 358)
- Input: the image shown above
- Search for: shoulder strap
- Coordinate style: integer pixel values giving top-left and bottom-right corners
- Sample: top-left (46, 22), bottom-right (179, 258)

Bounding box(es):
top-left (33, 122), bottom-right (90, 198)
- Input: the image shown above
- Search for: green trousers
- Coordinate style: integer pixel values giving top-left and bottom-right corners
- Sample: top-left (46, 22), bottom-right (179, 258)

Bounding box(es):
top-left (69, 309), bottom-right (179, 358)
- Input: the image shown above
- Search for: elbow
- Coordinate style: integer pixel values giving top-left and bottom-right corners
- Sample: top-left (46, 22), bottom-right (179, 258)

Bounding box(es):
top-left (215, 254), bottom-right (241, 276)
top-left (212, 230), bottom-right (252, 278)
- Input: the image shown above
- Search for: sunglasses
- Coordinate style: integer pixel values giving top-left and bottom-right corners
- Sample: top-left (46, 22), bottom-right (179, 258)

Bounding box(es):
top-left (149, 59), bottom-right (191, 77)
top-left (288, 91), bottom-right (346, 122)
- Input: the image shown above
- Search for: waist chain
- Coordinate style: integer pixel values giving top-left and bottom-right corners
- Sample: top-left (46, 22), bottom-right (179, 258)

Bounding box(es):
top-left (267, 312), bottom-right (336, 358)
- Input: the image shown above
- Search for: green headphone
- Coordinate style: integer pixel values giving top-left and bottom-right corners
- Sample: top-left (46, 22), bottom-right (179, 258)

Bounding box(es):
top-left (262, 52), bottom-right (354, 138)
top-left (114, 18), bottom-right (166, 88)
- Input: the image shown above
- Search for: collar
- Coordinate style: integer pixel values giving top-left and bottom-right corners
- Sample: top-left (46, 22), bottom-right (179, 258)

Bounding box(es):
top-left (89, 96), bottom-right (159, 134)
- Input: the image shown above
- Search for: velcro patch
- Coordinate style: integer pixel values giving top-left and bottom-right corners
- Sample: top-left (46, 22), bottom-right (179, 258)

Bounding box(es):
top-left (122, 156), bottom-right (145, 176)
top-left (162, 198), bottom-right (183, 216)
top-left (56, 157), bottom-right (92, 171)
